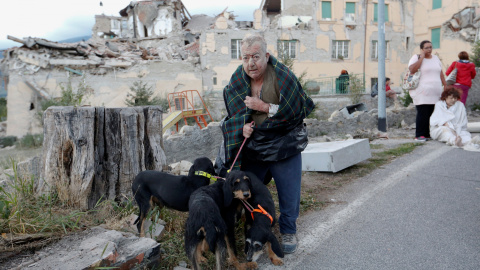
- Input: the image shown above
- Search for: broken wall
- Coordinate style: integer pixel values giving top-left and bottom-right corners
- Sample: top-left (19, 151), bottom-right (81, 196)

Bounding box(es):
top-left (5, 60), bottom-right (202, 137)
top-left (282, 0), bottom-right (315, 16)
top-left (413, 0), bottom-right (479, 65)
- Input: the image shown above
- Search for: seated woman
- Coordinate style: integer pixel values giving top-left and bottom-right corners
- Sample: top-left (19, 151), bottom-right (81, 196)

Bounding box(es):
top-left (430, 87), bottom-right (472, 147)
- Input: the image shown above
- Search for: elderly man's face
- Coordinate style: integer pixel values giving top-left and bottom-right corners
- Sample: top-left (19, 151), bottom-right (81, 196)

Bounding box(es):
top-left (241, 42), bottom-right (269, 81)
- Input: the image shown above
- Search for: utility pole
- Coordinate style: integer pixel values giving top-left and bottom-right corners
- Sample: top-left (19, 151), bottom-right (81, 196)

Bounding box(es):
top-left (378, 0), bottom-right (386, 132)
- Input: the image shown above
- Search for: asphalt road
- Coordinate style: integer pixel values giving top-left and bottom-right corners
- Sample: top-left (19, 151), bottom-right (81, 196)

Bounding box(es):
top-left (258, 140), bottom-right (480, 270)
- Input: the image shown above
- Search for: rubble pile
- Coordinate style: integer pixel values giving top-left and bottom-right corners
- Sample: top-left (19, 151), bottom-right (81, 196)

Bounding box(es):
top-left (443, 7), bottom-right (478, 42)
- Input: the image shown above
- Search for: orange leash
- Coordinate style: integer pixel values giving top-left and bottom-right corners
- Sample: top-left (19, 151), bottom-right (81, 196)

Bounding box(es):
top-left (241, 199), bottom-right (273, 225)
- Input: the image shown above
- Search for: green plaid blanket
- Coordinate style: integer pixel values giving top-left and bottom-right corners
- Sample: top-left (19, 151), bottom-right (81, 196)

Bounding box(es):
top-left (222, 55), bottom-right (315, 170)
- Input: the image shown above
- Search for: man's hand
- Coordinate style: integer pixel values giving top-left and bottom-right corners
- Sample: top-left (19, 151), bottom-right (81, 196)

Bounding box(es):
top-left (245, 96), bottom-right (268, 112)
top-left (243, 121), bottom-right (255, 138)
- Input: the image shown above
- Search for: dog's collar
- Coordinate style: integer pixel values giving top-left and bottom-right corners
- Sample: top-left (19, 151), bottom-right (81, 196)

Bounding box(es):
top-left (194, 171), bottom-right (217, 181)
top-left (251, 204), bottom-right (273, 225)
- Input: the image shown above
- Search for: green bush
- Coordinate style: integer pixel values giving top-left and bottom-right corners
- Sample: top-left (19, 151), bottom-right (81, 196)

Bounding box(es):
top-left (0, 136), bottom-right (17, 147)
top-left (0, 98), bottom-right (6, 121)
top-left (15, 133), bottom-right (43, 149)
top-left (125, 80), bottom-right (168, 107)
top-left (38, 75), bottom-right (93, 124)
top-left (41, 76), bottom-right (92, 110)
top-left (398, 88), bottom-right (413, 107)
top-left (471, 40), bottom-right (480, 67)
top-left (348, 76), bottom-right (365, 104)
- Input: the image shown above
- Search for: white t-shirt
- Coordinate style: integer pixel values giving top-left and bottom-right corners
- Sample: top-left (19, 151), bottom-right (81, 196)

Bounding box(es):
top-left (408, 54), bottom-right (443, 105)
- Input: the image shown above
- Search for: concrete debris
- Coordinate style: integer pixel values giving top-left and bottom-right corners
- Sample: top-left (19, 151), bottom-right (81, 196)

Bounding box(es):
top-left (443, 7), bottom-right (477, 42)
top-left (278, 16), bottom-right (312, 29)
top-left (184, 14), bottom-right (216, 33)
top-left (1, 1), bottom-right (239, 74)
top-left (4, 226), bottom-right (161, 270)
top-left (169, 160), bottom-right (193, 175)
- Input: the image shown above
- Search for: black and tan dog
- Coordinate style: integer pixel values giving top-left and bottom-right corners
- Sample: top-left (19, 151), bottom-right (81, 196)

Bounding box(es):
top-left (184, 170), bottom-right (256, 270)
top-left (132, 157), bottom-right (216, 237)
top-left (242, 171), bottom-right (284, 266)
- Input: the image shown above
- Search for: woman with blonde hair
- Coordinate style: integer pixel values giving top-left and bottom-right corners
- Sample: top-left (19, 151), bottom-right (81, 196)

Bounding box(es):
top-left (445, 51), bottom-right (476, 104)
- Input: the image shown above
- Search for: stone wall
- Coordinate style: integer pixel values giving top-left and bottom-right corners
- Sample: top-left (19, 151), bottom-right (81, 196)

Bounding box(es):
top-left (467, 68), bottom-right (480, 109)
top-left (162, 105), bottom-right (417, 164)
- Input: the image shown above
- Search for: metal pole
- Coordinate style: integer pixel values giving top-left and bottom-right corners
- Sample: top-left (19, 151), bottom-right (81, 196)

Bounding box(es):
top-left (378, 0), bottom-right (387, 132)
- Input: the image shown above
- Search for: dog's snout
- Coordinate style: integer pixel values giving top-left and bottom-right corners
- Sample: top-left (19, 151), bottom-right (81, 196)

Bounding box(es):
top-left (243, 191), bottom-right (250, 198)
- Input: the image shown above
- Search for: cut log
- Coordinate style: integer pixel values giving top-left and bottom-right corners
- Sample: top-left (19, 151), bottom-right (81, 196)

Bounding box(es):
top-left (40, 106), bottom-right (166, 210)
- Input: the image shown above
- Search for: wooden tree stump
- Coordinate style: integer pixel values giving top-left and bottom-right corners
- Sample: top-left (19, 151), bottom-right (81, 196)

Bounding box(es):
top-left (40, 106), bottom-right (166, 210)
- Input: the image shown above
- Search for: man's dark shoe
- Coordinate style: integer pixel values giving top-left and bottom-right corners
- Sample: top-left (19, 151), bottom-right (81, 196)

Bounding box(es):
top-left (281, 233), bottom-right (297, 254)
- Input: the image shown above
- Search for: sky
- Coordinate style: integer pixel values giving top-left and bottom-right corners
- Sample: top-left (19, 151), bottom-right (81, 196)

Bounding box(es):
top-left (0, 0), bottom-right (261, 50)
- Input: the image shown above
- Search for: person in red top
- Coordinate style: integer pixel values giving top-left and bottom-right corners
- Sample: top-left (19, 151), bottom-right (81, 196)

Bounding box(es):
top-left (385, 77), bottom-right (397, 101)
top-left (446, 51), bottom-right (476, 104)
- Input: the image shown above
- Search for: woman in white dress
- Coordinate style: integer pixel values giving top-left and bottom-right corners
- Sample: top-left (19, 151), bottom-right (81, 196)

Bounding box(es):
top-left (430, 87), bottom-right (471, 147)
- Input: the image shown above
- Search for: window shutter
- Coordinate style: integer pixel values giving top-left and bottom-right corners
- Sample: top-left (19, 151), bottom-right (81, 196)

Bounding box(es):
top-left (346, 2), bottom-right (355, 14)
top-left (374, 4), bottom-right (388, 22)
top-left (322, 1), bottom-right (332, 19)
top-left (433, 0), bottom-right (442, 10)
top-left (431, 28), bottom-right (441, 49)
top-left (385, 5), bottom-right (389, 22)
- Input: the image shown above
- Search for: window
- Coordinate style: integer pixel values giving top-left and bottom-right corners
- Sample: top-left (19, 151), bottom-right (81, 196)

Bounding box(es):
top-left (371, 40), bottom-right (389, 60)
top-left (322, 1), bottom-right (332, 20)
top-left (374, 3), bottom-right (389, 22)
top-left (277, 40), bottom-right (297, 59)
top-left (431, 28), bottom-right (441, 49)
top-left (231, 39), bottom-right (242, 60)
top-left (433, 0), bottom-right (442, 9)
top-left (332, 40), bottom-right (349, 59)
top-left (345, 2), bottom-right (355, 22)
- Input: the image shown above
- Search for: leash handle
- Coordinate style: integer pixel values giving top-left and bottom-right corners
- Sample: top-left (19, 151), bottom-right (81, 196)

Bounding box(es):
top-left (229, 121), bottom-right (255, 172)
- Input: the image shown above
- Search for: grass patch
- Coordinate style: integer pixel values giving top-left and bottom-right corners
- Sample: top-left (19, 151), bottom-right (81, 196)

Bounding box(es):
top-left (0, 160), bottom-right (95, 235)
top-left (0, 160), bottom-right (139, 262)
top-left (369, 143), bottom-right (384, 149)
top-left (15, 133), bottom-right (43, 149)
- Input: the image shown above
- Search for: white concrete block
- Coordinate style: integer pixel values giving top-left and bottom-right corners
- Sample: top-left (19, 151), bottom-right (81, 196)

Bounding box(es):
top-left (302, 139), bottom-right (371, 173)
top-left (467, 122), bottom-right (480, 133)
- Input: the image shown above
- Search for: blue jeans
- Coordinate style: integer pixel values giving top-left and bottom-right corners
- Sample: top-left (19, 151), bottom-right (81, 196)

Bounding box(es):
top-left (242, 153), bottom-right (302, 234)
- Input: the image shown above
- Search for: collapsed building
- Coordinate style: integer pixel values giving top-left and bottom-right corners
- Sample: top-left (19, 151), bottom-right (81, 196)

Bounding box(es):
top-left (1, 0), bottom-right (480, 137)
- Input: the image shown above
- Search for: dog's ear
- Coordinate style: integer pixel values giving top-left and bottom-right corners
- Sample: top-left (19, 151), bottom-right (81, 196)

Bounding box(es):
top-left (268, 232), bottom-right (285, 258)
top-left (223, 176), bottom-right (234, 207)
top-left (188, 166), bottom-right (194, 176)
top-left (244, 237), bottom-right (251, 255)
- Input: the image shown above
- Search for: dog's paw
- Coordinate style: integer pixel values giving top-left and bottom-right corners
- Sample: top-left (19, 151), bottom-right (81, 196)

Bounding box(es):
top-left (199, 255), bottom-right (208, 263)
top-left (245, 261), bottom-right (258, 269)
top-left (270, 257), bottom-right (284, 266)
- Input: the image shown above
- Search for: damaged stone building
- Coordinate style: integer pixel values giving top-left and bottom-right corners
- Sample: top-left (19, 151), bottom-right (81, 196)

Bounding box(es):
top-left (1, 0), bottom-right (480, 137)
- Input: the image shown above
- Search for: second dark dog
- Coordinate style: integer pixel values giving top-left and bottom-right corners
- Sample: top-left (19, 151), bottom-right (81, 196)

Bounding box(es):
top-left (184, 170), bottom-right (256, 270)
top-left (132, 157), bottom-right (216, 237)
top-left (242, 171), bottom-right (284, 265)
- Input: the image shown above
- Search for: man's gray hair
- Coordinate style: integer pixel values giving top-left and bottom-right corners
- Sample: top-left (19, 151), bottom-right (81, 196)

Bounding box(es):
top-left (241, 35), bottom-right (267, 55)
